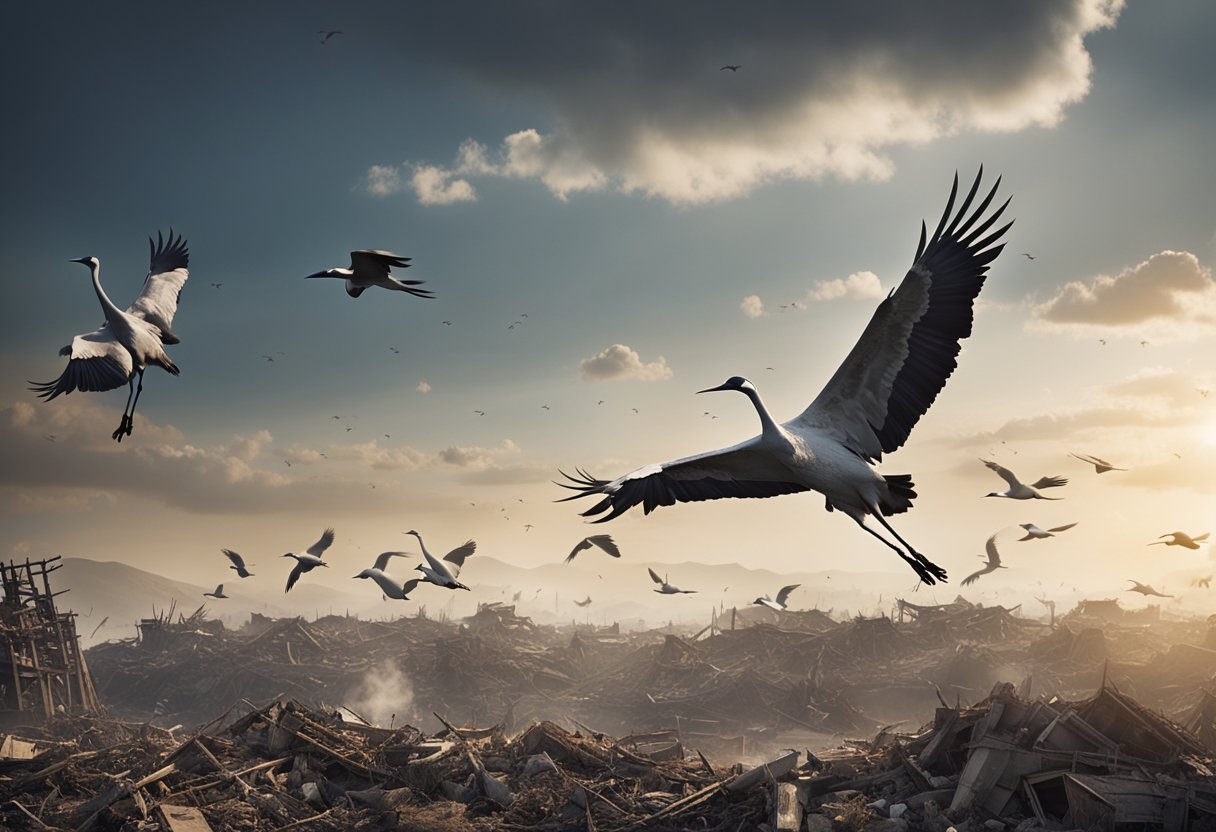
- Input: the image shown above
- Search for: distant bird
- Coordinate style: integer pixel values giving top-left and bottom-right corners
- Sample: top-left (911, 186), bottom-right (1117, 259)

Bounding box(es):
top-left (209, 282), bottom-right (223, 288)
top-left (1126, 580), bottom-right (1173, 598)
top-left (389, 347), bottom-right (399, 354)
top-left (261, 355), bottom-right (275, 363)
top-left (1149, 531), bottom-right (1210, 550)
top-left (442, 320), bottom-right (453, 326)
top-left (541, 405), bottom-right (550, 410)
top-left (45, 434), bottom-right (56, 442)
top-left (565, 535), bottom-right (621, 564)
top-left (305, 250), bottom-right (434, 299)
top-left (404, 530), bottom-right (475, 590)
top-left (753, 584), bottom-right (801, 611)
top-left (597, 400), bottom-right (605, 405)
top-left (1070, 453), bottom-right (1126, 474)
top-left (720, 64), bottom-right (742, 71)
top-left (284, 459), bottom-right (292, 467)
top-left (221, 549), bottom-right (255, 578)
top-left (474, 410), bottom-right (486, 416)
top-left (203, 584), bottom-right (228, 599)
top-left (981, 460), bottom-right (1067, 500)
top-left (1098, 339), bottom-right (1106, 346)
top-left (352, 552), bottom-right (421, 600)
top-left (558, 171), bottom-right (1012, 585)
top-left (1018, 522), bottom-right (1078, 541)
top-left (1199, 389), bottom-right (1210, 398)
top-left (1190, 575), bottom-right (1212, 589)
top-left (318, 30), bottom-right (343, 44)
top-left (961, 533), bottom-right (1005, 587)
top-left (648, 567), bottom-right (696, 594)
top-left (524, 524), bottom-right (534, 532)
top-left (1140, 340), bottom-right (1149, 347)
top-left (512, 590), bottom-right (522, 602)
top-left (1021, 252), bottom-right (1035, 260)
top-left (574, 596), bottom-right (593, 607)
top-left (283, 528), bottom-right (335, 593)
top-left (31, 230), bottom-right (189, 442)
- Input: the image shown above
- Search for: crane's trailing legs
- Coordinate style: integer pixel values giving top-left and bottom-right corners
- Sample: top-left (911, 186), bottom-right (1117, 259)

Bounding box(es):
top-left (851, 511), bottom-right (946, 586)
top-left (112, 369), bottom-right (145, 441)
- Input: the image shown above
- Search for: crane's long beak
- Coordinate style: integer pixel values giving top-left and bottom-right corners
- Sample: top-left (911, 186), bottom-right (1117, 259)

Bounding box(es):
top-left (69, 257), bottom-right (90, 265)
top-left (696, 383), bottom-right (729, 394)
top-left (304, 270), bottom-right (334, 279)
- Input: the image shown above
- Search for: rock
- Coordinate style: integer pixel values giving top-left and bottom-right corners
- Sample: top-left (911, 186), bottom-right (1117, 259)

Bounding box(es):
top-left (930, 776), bottom-right (954, 789)
top-left (889, 803), bottom-right (908, 819)
top-left (907, 790), bottom-right (956, 810)
top-left (300, 781), bottom-right (324, 807)
top-left (984, 821), bottom-right (1006, 831)
top-left (869, 798), bottom-right (889, 811)
top-left (806, 814), bottom-right (834, 832)
top-left (522, 752), bottom-right (558, 778)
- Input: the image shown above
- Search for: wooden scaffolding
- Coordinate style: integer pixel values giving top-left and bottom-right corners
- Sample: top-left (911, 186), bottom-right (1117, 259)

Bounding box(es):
top-left (0, 556), bottom-right (101, 725)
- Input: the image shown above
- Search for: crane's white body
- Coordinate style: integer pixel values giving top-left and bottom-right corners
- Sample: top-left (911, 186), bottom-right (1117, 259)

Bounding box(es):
top-left (405, 530), bottom-right (474, 590)
top-left (1018, 522), bottom-right (1078, 541)
top-left (283, 528), bottom-right (335, 592)
top-left (753, 583), bottom-right (800, 611)
top-left (648, 567), bottom-right (696, 594)
top-left (306, 250), bottom-right (434, 299)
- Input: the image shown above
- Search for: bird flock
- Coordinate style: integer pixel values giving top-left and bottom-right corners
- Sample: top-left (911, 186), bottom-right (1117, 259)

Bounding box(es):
top-left (28, 167), bottom-right (1207, 609)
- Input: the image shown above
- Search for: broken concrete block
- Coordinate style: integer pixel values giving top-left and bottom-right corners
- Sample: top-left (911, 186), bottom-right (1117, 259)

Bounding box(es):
top-left (774, 782), bottom-right (803, 832)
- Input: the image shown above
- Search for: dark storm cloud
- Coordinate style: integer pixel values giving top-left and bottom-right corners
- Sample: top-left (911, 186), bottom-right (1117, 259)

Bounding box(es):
top-left (371, 0), bottom-right (1123, 203)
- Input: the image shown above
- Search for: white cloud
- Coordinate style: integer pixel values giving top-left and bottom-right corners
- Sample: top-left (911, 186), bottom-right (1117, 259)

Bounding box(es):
top-left (1033, 250), bottom-right (1216, 331)
top-left (364, 164), bottom-right (404, 197)
top-left (578, 344), bottom-right (673, 382)
top-left (410, 165), bottom-right (477, 205)
top-left (416, 381), bottom-right (432, 393)
top-left (805, 271), bottom-right (885, 302)
top-left (741, 295), bottom-right (766, 319)
top-left (389, 1), bottom-right (1123, 204)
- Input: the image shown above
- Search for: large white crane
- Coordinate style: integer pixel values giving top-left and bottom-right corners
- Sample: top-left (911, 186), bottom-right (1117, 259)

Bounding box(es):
top-left (558, 171), bottom-right (1012, 585)
top-left (30, 230), bottom-right (189, 442)
top-left (305, 250), bottom-right (434, 299)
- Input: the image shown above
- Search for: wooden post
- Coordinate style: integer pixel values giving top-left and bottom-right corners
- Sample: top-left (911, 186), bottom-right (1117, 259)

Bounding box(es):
top-left (730, 606), bottom-right (736, 631)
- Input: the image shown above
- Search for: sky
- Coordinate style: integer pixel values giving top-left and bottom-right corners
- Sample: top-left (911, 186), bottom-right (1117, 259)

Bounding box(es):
top-left (2, 0), bottom-right (1215, 614)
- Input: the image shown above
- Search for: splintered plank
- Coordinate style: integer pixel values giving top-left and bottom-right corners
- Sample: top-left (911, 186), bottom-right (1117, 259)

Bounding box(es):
top-left (157, 804), bottom-right (215, 832)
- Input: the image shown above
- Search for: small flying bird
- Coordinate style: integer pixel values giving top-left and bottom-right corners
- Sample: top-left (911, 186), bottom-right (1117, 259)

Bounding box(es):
top-left (720, 64), bottom-right (742, 71)
top-left (565, 535), bottom-right (621, 564)
top-left (631, 407), bottom-right (639, 414)
top-left (209, 282), bottom-right (223, 288)
top-left (283, 528), bottom-right (335, 593)
top-left (574, 596), bottom-right (593, 607)
top-left (981, 460), bottom-right (1067, 500)
top-left (1190, 575), bottom-right (1212, 589)
top-left (512, 590), bottom-right (522, 602)
top-left (31, 231), bottom-right (189, 442)
top-left (221, 548), bottom-right (255, 578)
top-left (1018, 522), bottom-right (1078, 541)
top-left (284, 459), bottom-right (292, 467)
top-left (305, 250), bottom-right (434, 299)
top-left (45, 434), bottom-right (56, 442)
top-left (442, 320), bottom-right (453, 326)
top-left (389, 347), bottom-right (399, 354)
top-left (541, 405), bottom-right (550, 410)
top-left (597, 400), bottom-right (605, 405)
top-left (261, 355), bottom-right (275, 363)
top-left (1070, 453), bottom-right (1126, 474)
top-left (753, 584), bottom-right (801, 611)
top-left (203, 584), bottom-right (228, 599)
top-left (352, 552), bottom-right (422, 600)
top-left (1098, 339), bottom-right (1107, 346)
top-left (1140, 340), bottom-right (1150, 347)
top-left (318, 30), bottom-right (343, 44)
top-left (558, 171), bottom-right (1012, 585)
top-left (1149, 531), bottom-right (1210, 550)
top-left (961, 533), bottom-right (1005, 587)
top-left (524, 524), bottom-right (534, 532)
top-left (1021, 252), bottom-right (1035, 260)
top-left (1199, 389), bottom-right (1210, 398)
top-left (648, 567), bottom-right (696, 594)
top-left (404, 530), bottom-right (476, 590)
top-left (1126, 580), bottom-right (1173, 598)
top-left (474, 410), bottom-right (486, 416)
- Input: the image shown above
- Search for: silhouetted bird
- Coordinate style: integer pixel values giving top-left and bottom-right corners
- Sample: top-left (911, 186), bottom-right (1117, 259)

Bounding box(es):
top-left (1126, 580), bottom-right (1172, 598)
top-left (961, 533), bottom-right (1005, 587)
top-left (1149, 531), bottom-right (1210, 550)
top-left (222, 549), bottom-right (255, 578)
top-left (981, 460), bottom-right (1066, 500)
top-left (1070, 453), bottom-right (1126, 474)
top-left (720, 65), bottom-right (742, 71)
top-left (203, 584), bottom-right (228, 599)
top-left (753, 584), bottom-right (800, 611)
top-left (283, 528), bottom-right (335, 593)
top-left (318, 30), bottom-right (343, 44)
top-left (574, 596), bottom-right (592, 607)
top-left (649, 567), bottom-right (696, 594)
top-left (1018, 522), bottom-right (1078, 541)
top-left (305, 250), bottom-right (434, 299)
top-left (565, 535), bottom-right (621, 564)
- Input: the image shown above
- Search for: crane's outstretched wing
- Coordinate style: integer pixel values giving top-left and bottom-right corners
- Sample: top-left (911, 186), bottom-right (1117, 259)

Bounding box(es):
top-left (1030, 476), bottom-right (1067, 489)
top-left (1047, 523), bottom-right (1078, 533)
top-left (774, 584), bottom-right (801, 606)
top-left (588, 535), bottom-right (621, 558)
top-left (285, 562), bottom-right (306, 593)
top-left (214, 584), bottom-right (224, 595)
top-left (126, 230), bottom-right (189, 343)
top-left (351, 249), bottom-right (411, 275)
top-left (373, 551), bottom-right (409, 572)
top-left (443, 541), bottom-right (477, 576)
top-left (400, 577), bottom-right (422, 597)
top-left (647, 567), bottom-right (663, 584)
top-left (307, 528), bottom-right (335, 557)
top-left (557, 439), bottom-right (808, 522)
top-left (564, 538), bottom-right (593, 564)
top-left (980, 459), bottom-right (1020, 488)
top-left (791, 170), bottom-right (1011, 461)
top-left (1195, 533), bottom-right (1211, 543)
top-left (30, 326), bottom-right (133, 400)
top-left (961, 533), bottom-right (1002, 586)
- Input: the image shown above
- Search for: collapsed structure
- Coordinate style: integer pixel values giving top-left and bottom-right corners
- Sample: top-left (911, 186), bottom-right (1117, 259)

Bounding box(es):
top-left (0, 556), bottom-right (100, 727)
